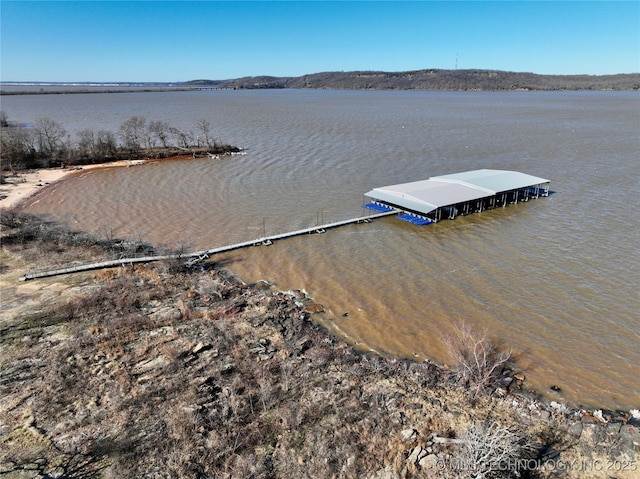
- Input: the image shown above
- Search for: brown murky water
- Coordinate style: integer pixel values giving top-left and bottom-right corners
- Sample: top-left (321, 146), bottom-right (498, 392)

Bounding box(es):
top-left (6, 89), bottom-right (639, 410)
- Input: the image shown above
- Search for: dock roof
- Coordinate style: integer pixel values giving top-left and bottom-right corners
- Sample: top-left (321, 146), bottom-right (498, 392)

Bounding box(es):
top-left (365, 169), bottom-right (549, 215)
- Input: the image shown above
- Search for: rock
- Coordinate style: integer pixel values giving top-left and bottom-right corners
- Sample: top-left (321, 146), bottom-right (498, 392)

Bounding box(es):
top-left (513, 372), bottom-right (526, 381)
top-left (192, 342), bottom-right (212, 355)
top-left (592, 409), bottom-right (606, 423)
top-left (134, 356), bottom-right (170, 374)
top-left (533, 410), bottom-right (551, 422)
top-left (581, 413), bottom-right (603, 424)
top-left (605, 422), bottom-right (622, 439)
top-left (149, 306), bottom-right (181, 323)
top-left (580, 423), bottom-right (600, 445)
top-left (368, 465), bottom-right (399, 479)
top-left (407, 446), bottom-right (427, 465)
top-left (619, 424), bottom-right (640, 450)
top-left (256, 280), bottom-right (273, 290)
top-left (418, 454), bottom-right (438, 470)
top-left (303, 303), bottom-right (325, 314)
top-left (295, 337), bottom-right (313, 354)
top-left (389, 411), bottom-right (406, 425)
top-left (550, 384), bottom-right (562, 392)
top-left (567, 422), bottom-right (583, 438)
top-left (400, 428), bottom-right (418, 442)
top-left (500, 376), bottom-right (514, 387)
top-left (549, 401), bottom-right (568, 414)
top-left (289, 289), bottom-right (307, 300)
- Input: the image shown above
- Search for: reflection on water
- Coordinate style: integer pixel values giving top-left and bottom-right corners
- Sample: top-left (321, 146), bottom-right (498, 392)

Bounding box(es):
top-left (10, 89), bottom-right (640, 410)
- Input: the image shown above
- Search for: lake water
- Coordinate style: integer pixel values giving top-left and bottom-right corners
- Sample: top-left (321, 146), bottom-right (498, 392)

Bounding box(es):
top-left (4, 89), bottom-right (639, 410)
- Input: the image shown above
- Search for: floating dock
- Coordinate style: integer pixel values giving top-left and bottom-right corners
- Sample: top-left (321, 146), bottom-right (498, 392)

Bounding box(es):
top-left (365, 169), bottom-right (549, 223)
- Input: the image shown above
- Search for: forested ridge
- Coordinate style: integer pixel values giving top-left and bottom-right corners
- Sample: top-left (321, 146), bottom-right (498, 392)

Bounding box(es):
top-left (186, 68), bottom-right (640, 91)
top-left (3, 69), bottom-right (638, 95)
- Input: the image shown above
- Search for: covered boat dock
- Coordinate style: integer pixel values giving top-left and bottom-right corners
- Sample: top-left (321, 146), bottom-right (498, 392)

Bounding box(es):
top-left (20, 169), bottom-right (549, 280)
top-left (364, 169), bottom-right (549, 224)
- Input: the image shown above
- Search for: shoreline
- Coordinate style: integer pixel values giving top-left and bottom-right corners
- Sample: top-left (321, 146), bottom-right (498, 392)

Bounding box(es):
top-left (1, 238), bottom-right (639, 473)
top-left (0, 148), bottom-right (237, 211)
top-left (0, 157), bottom-right (188, 210)
top-left (0, 161), bottom-right (140, 210)
top-left (2, 161), bottom-right (638, 415)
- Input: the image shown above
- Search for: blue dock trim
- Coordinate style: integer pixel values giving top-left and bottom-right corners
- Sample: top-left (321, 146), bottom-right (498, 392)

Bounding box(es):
top-left (363, 202), bottom-right (395, 213)
top-left (397, 213), bottom-right (433, 226)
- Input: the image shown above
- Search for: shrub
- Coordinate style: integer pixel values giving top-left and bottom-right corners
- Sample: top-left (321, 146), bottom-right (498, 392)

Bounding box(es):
top-left (457, 421), bottom-right (536, 479)
top-left (445, 322), bottom-right (511, 398)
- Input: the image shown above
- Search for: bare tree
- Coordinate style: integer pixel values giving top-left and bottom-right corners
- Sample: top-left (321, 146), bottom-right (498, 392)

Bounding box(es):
top-left (149, 120), bottom-right (170, 148)
top-left (1, 124), bottom-right (37, 170)
top-left (33, 117), bottom-right (67, 159)
top-left (77, 129), bottom-right (96, 158)
top-left (445, 321), bottom-right (511, 397)
top-left (96, 130), bottom-right (117, 158)
top-left (169, 127), bottom-right (193, 149)
top-left (119, 116), bottom-right (147, 152)
top-left (195, 119), bottom-right (212, 147)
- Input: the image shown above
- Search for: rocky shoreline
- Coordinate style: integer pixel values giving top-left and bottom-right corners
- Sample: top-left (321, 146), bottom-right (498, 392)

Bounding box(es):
top-left (0, 213), bottom-right (638, 478)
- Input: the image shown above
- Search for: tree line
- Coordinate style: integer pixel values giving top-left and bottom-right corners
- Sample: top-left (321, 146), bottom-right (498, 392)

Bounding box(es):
top-left (194, 69), bottom-right (640, 91)
top-left (0, 111), bottom-right (238, 173)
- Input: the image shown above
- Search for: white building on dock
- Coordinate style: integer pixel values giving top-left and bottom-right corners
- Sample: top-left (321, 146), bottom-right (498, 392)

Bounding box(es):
top-left (365, 169), bottom-right (549, 224)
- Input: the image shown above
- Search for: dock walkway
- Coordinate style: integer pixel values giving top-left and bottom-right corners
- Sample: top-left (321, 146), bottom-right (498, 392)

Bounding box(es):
top-left (19, 210), bottom-right (396, 281)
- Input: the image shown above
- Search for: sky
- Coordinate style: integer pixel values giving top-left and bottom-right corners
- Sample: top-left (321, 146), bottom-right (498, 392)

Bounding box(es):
top-left (1, 1), bottom-right (638, 82)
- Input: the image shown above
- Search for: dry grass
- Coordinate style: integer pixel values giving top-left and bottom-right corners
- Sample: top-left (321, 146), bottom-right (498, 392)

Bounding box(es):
top-left (1, 213), bottom-right (637, 478)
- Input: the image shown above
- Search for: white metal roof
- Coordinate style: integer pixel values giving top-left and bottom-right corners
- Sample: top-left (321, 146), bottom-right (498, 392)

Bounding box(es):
top-left (434, 169), bottom-right (549, 193)
top-left (365, 169), bottom-right (549, 216)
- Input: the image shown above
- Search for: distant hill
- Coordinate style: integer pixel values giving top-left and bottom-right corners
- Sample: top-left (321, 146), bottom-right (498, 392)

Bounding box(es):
top-left (184, 69), bottom-right (640, 91)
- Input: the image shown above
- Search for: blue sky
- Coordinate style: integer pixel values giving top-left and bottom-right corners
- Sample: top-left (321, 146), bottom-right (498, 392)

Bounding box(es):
top-left (1, 1), bottom-right (638, 82)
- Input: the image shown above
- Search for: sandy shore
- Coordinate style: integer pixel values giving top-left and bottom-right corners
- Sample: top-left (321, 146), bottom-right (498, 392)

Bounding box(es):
top-left (0, 160), bottom-right (146, 210)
